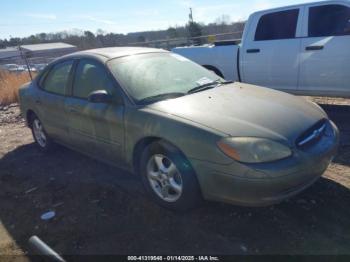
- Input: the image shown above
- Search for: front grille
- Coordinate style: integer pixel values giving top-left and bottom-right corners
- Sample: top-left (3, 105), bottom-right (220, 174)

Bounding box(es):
top-left (296, 119), bottom-right (327, 148)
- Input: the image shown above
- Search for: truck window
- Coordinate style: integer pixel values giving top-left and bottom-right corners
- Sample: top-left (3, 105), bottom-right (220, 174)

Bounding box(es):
top-left (308, 4), bottom-right (350, 37)
top-left (255, 9), bottom-right (299, 41)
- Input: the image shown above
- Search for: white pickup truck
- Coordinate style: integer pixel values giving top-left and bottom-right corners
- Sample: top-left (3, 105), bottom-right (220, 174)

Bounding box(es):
top-left (173, 0), bottom-right (350, 98)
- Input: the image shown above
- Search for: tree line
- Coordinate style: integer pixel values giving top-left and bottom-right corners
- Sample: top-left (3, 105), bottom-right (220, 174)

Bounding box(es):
top-left (0, 19), bottom-right (245, 50)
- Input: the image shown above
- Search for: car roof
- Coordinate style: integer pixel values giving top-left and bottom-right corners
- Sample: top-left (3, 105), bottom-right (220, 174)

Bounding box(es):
top-left (62, 47), bottom-right (169, 61)
top-left (251, 0), bottom-right (350, 16)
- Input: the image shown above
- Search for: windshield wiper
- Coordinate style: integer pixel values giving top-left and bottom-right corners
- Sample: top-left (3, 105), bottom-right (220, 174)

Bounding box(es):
top-left (138, 92), bottom-right (185, 105)
top-left (188, 80), bottom-right (233, 94)
top-left (220, 80), bottom-right (234, 85)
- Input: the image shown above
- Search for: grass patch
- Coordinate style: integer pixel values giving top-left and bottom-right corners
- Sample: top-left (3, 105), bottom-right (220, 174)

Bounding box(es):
top-left (0, 70), bottom-right (33, 105)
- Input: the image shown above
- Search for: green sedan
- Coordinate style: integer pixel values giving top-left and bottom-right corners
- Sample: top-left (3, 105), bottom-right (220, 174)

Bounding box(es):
top-left (19, 47), bottom-right (339, 211)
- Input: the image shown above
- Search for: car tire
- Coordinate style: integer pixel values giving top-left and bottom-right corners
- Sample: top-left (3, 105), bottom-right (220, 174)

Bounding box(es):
top-left (140, 141), bottom-right (202, 211)
top-left (29, 114), bottom-right (54, 152)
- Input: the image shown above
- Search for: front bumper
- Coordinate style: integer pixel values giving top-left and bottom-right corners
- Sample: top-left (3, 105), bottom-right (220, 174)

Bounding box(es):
top-left (190, 121), bottom-right (339, 206)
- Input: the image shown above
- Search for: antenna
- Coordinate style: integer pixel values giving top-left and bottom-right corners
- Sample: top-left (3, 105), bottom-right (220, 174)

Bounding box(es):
top-left (18, 45), bottom-right (33, 81)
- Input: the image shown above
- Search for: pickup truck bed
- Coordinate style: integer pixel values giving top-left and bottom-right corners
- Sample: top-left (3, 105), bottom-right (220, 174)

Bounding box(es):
top-left (174, 44), bottom-right (240, 81)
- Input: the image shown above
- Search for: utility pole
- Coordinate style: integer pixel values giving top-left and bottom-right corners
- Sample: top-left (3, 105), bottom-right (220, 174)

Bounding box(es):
top-left (189, 8), bottom-right (194, 23)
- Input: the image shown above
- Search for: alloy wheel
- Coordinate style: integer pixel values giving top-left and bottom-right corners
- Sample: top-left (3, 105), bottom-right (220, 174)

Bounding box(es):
top-left (32, 119), bottom-right (47, 148)
top-left (146, 154), bottom-right (183, 202)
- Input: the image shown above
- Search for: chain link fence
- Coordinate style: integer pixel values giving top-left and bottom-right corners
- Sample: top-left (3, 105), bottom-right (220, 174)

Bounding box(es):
top-left (0, 54), bottom-right (59, 78)
top-left (0, 52), bottom-right (61, 105)
top-left (127, 31), bottom-right (243, 50)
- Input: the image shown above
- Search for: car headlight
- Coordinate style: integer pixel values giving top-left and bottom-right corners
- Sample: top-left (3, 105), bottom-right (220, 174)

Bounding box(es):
top-left (217, 137), bottom-right (292, 163)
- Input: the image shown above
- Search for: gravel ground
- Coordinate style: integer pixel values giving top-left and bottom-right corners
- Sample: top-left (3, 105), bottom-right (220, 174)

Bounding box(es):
top-left (0, 97), bottom-right (349, 260)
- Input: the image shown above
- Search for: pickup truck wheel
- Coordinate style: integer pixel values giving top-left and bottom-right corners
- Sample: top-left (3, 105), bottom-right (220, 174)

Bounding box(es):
top-left (140, 141), bottom-right (202, 211)
top-left (30, 115), bottom-right (54, 151)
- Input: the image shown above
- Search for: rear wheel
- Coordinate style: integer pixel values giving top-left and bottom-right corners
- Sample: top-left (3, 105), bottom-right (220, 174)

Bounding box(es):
top-left (30, 114), bottom-right (54, 151)
top-left (140, 141), bottom-right (202, 211)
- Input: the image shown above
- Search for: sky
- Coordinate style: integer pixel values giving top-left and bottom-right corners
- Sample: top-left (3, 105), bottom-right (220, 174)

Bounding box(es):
top-left (0, 0), bottom-right (317, 39)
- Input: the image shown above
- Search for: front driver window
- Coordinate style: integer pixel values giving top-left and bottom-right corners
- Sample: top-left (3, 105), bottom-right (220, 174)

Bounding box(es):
top-left (255, 9), bottom-right (299, 41)
top-left (42, 60), bottom-right (73, 95)
top-left (73, 59), bottom-right (115, 99)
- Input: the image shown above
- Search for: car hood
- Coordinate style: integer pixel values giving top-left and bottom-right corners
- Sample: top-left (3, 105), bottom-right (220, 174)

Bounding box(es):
top-left (147, 83), bottom-right (326, 145)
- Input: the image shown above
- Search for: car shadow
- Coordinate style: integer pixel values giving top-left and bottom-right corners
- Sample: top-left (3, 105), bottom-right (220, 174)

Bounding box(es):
top-left (319, 103), bottom-right (350, 167)
top-left (320, 103), bottom-right (350, 130)
top-left (0, 142), bottom-right (350, 256)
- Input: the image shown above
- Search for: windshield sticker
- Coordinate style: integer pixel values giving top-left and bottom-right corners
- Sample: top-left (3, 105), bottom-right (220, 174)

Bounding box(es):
top-left (196, 77), bottom-right (213, 86)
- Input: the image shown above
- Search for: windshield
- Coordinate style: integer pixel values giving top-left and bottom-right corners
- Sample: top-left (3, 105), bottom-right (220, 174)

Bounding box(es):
top-left (107, 53), bottom-right (222, 104)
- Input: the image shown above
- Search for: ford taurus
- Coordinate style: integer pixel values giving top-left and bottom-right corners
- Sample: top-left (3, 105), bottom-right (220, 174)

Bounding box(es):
top-left (19, 47), bottom-right (339, 210)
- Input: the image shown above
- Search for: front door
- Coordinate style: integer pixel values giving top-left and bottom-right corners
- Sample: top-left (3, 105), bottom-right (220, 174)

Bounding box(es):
top-left (299, 3), bottom-right (350, 96)
top-left (65, 59), bottom-right (124, 164)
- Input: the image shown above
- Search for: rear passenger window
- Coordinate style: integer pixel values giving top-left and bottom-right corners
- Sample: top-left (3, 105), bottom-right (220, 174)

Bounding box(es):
top-left (38, 67), bottom-right (50, 88)
top-left (42, 61), bottom-right (73, 95)
top-left (255, 9), bottom-right (299, 41)
top-left (73, 59), bottom-right (115, 99)
top-left (308, 5), bottom-right (350, 37)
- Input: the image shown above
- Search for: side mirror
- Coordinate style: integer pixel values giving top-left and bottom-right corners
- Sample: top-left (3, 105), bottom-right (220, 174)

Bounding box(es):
top-left (88, 90), bottom-right (112, 103)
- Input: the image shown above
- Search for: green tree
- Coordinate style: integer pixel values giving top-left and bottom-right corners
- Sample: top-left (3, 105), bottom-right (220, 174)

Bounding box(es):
top-left (8, 37), bottom-right (21, 46)
top-left (38, 33), bottom-right (47, 42)
top-left (84, 31), bottom-right (95, 40)
top-left (187, 21), bottom-right (202, 38)
top-left (137, 35), bottom-right (146, 42)
top-left (167, 27), bottom-right (178, 39)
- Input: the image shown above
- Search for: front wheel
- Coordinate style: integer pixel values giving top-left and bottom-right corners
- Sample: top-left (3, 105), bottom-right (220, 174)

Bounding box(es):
top-left (140, 141), bottom-right (202, 211)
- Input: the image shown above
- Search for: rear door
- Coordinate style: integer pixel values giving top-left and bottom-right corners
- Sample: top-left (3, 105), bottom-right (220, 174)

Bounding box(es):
top-left (241, 7), bottom-right (303, 91)
top-left (65, 58), bottom-right (125, 164)
top-left (299, 2), bottom-right (350, 96)
top-left (36, 60), bottom-right (74, 143)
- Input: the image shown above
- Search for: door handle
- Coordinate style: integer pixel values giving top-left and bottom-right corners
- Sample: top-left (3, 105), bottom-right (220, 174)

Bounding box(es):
top-left (246, 49), bottom-right (260, 53)
top-left (306, 45), bottom-right (324, 51)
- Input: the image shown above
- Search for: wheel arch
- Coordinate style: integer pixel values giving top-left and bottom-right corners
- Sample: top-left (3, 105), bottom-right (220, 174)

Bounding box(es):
top-left (132, 136), bottom-right (193, 175)
top-left (26, 109), bottom-right (36, 127)
top-left (132, 136), bottom-right (161, 174)
top-left (202, 65), bottom-right (224, 78)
